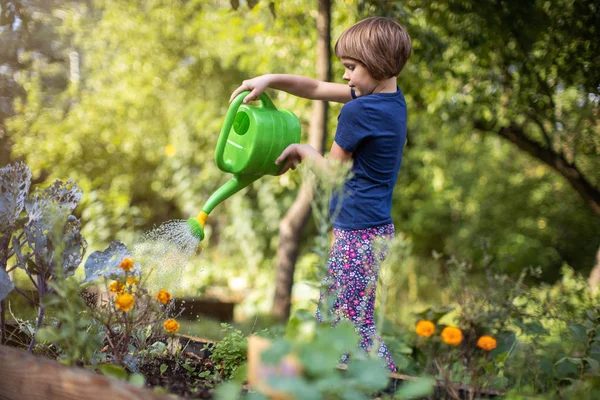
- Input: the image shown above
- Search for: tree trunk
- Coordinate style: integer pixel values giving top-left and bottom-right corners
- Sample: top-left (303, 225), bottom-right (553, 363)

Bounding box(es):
top-left (589, 246), bottom-right (600, 294)
top-left (272, 0), bottom-right (332, 322)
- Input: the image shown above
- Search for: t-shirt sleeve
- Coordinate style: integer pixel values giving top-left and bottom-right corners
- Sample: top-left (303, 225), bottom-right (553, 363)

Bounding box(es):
top-left (334, 100), bottom-right (371, 152)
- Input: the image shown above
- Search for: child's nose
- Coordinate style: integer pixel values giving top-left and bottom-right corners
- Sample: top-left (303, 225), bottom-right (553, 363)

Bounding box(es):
top-left (342, 72), bottom-right (349, 81)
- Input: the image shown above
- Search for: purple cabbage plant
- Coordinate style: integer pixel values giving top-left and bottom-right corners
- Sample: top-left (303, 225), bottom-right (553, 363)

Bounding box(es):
top-left (0, 162), bottom-right (87, 350)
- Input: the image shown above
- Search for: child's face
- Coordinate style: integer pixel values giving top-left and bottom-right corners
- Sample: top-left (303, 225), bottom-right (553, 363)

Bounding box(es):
top-left (340, 57), bottom-right (378, 97)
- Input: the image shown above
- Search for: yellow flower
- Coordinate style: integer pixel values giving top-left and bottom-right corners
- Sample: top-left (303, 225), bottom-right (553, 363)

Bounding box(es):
top-left (415, 320), bottom-right (435, 337)
top-left (115, 292), bottom-right (135, 312)
top-left (109, 281), bottom-right (125, 293)
top-left (165, 144), bottom-right (177, 157)
top-left (119, 257), bottom-right (134, 272)
top-left (156, 289), bottom-right (173, 304)
top-left (477, 335), bottom-right (497, 351)
top-left (164, 318), bottom-right (180, 333)
top-left (441, 326), bottom-right (463, 346)
top-left (127, 276), bottom-right (139, 286)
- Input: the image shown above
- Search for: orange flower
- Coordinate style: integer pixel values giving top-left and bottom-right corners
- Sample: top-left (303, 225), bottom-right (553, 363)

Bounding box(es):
top-left (115, 292), bottom-right (135, 312)
top-left (441, 326), bottom-right (463, 346)
top-left (127, 276), bottom-right (139, 286)
top-left (164, 318), bottom-right (180, 333)
top-left (119, 257), bottom-right (134, 272)
top-left (415, 320), bottom-right (435, 337)
top-left (109, 281), bottom-right (125, 293)
top-left (477, 335), bottom-right (497, 351)
top-left (157, 289), bottom-right (173, 304)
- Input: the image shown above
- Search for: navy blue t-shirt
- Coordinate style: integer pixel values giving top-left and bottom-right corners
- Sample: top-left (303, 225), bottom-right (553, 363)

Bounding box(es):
top-left (329, 86), bottom-right (407, 230)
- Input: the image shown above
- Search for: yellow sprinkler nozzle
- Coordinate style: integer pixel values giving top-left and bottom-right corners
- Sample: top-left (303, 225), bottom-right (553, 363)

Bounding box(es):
top-left (187, 211), bottom-right (208, 241)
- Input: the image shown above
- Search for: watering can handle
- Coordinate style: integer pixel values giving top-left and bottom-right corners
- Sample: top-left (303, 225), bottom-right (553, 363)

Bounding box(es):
top-left (215, 91), bottom-right (276, 171)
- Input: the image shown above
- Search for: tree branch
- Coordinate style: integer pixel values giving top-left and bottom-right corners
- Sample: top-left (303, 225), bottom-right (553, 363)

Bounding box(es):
top-left (491, 122), bottom-right (600, 216)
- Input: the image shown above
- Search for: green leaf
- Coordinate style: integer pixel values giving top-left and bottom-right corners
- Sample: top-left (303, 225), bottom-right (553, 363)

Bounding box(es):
top-left (230, 362), bottom-right (248, 383)
top-left (268, 376), bottom-right (321, 400)
top-left (569, 323), bottom-right (588, 343)
top-left (584, 357), bottom-right (600, 372)
top-left (297, 344), bottom-right (339, 376)
top-left (321, 321), bottom-right (358, 353)
top-left (555, 359), bottom-right (579, 379)
top-left (261, 339), bottom-right (292, 364)
top-left (35, 326), bottom-right (59, 342)
top-left (394, 377), bottom-right (436, 399)
top-left (525, 322), bottom-right (548, 336)
top-left (347, 359), bottom-right (388, 392)
top-left (0, 268), bottom-right (15, 301)
top-left (128, 373), bottom-right (146, 387)
top-left (214, 381), bottom-right (244, 400)
top-left (160, 363), bottom-right (168, 375)
top-left (97, 364), bottom-right (128, 381)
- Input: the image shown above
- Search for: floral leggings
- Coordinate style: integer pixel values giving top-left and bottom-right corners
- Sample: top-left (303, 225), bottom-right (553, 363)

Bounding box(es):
top-left (316, 223), bottom-right (396, 372)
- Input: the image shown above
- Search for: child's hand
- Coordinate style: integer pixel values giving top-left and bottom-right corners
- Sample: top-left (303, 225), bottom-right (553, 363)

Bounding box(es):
top-left (230, 75), bottom-right (272, 103)
top-left (275, 144), bottom-right (318, 175)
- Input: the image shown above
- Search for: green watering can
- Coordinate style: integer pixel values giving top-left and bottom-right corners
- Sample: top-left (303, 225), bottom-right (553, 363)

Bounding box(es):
top-left (187, 90), bottom-right (301, 241)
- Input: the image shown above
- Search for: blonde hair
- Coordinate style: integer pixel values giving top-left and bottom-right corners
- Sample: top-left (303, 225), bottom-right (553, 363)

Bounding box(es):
top-left (335, 17), bottom-right (412, 80)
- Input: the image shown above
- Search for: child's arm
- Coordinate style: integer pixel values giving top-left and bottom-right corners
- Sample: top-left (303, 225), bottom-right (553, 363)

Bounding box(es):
top-left (275, 142), bottom-right (352, 175)
top-left (230, 74), bottom-right (352, 104)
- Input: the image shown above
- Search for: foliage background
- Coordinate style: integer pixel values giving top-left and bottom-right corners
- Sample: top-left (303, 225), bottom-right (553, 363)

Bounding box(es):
top-left (2, 0), bottom-right (599, 324)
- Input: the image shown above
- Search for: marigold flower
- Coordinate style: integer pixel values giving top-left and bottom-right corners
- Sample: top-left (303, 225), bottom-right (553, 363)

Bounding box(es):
top-left (441, 326), bottom-right (463, 346)
top-left (115, 292), bottom-right (135, 312)
top-left (119, 257), bottom-right (134, 272)
top-left (157, 289), bottom-right (173, 304)
top-left (109, 281), bottom-right (125, 293)
top-left (415, 320), bottom-right (435, 337)
top-left (477, 335), bottom-right (497, 351)
top-left (164, 318), bottom-right (180, 333)
top-left (126, 276), bottom-right (139, 286)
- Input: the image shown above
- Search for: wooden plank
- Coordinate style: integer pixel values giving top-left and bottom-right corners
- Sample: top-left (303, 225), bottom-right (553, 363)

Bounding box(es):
top-left (172, 297), bottom-right (236, 321)
top-left (0, 345), bottom-right (172, 400)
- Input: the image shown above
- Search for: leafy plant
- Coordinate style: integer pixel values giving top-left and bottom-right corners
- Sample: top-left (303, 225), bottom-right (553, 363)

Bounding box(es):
top-left (0, 162), bottom-right (87, 350)
top-left (218, 316), bottom-right (401, 400)
top-left (409, 250), bottom-right (600, 398)
top-left (35, 272), bottom-right (103, 366)
top-left (208, 323), bottom-right (248, 381)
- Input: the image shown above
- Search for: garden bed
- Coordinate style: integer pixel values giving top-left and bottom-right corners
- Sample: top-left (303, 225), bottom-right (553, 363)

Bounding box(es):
top-left (0, 332), bottom-right (502, 400)
top-left (0, 334), bottom-right (223, 400)
top-left (0, 344), bottom-right (171, 400)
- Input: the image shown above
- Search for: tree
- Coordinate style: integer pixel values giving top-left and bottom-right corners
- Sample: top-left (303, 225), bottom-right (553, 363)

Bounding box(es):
top-left (356, 0), bottom-right (599, 280)
top-left (367, 0), bottom-right (599, 215)
top-left (0, 0), bottom-right (72, 168)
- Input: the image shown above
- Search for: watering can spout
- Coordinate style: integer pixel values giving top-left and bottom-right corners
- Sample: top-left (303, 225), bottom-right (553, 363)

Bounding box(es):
top-left (187, 175), bottom-right (259, 241)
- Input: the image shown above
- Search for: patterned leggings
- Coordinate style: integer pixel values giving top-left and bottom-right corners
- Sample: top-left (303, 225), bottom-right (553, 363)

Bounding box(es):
top-left (316, 223), bottom-right (396, 372)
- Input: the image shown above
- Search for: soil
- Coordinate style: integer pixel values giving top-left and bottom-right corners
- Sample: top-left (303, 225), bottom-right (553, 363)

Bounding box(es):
top-left (139, 351), bottom-right (220, 399)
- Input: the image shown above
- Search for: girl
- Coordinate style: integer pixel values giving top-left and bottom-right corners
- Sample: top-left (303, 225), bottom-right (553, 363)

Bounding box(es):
top-left (230, 17), bottom-right (411, 372)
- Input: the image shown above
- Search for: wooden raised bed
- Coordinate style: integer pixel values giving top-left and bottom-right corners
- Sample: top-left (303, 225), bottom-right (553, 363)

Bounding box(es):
top-left (173, 297), bottom-right (237, 321)
top-left (0, 344), bottom-right (171, 400)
